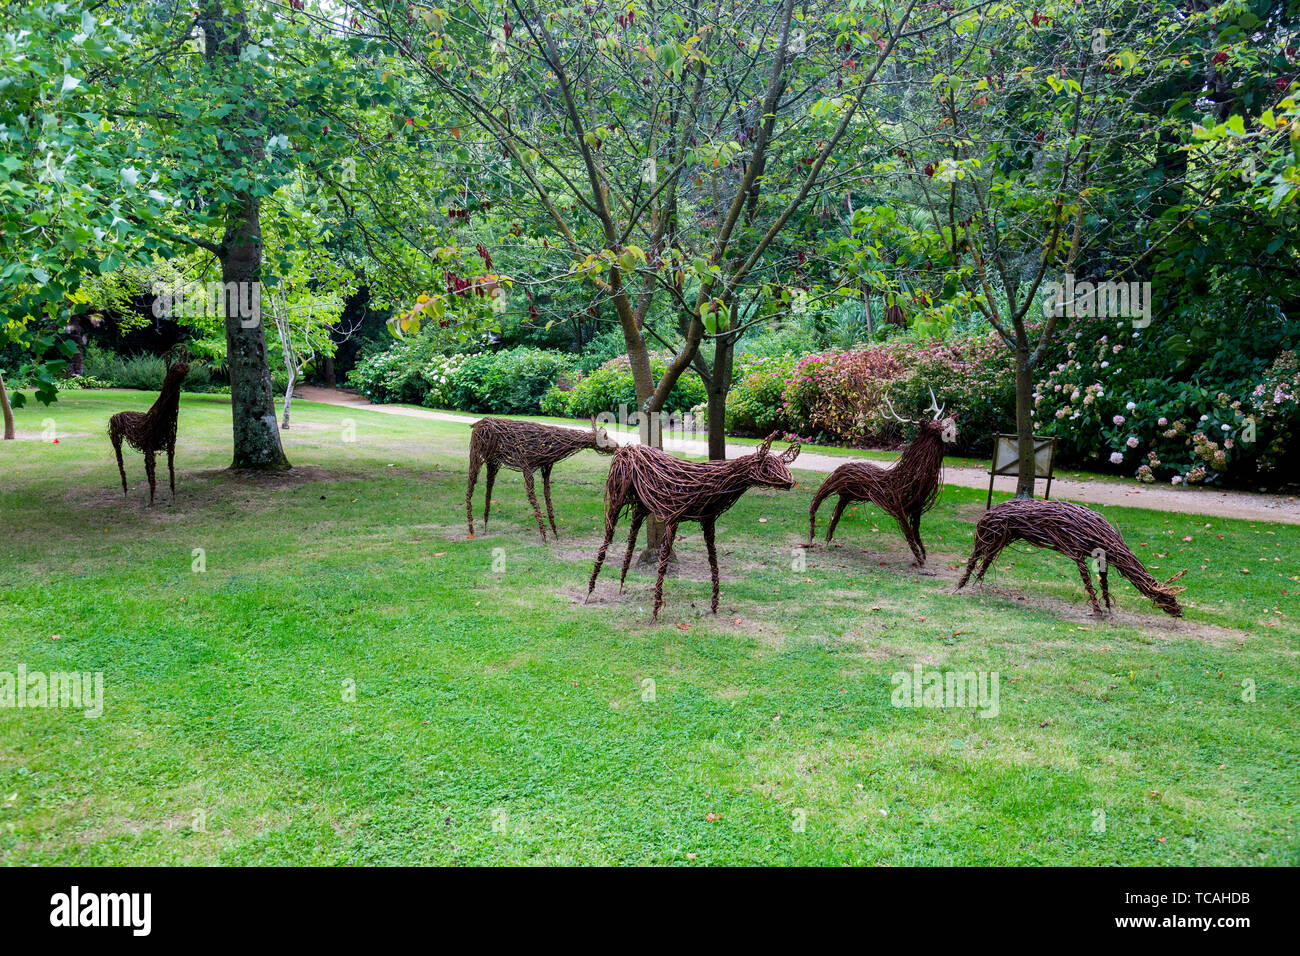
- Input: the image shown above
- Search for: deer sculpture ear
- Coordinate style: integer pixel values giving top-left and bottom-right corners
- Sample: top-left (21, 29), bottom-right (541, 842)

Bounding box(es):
top-left (779, 440), bottom-right (801, 464)
top-left (757, 431), bottom-right (777, 457)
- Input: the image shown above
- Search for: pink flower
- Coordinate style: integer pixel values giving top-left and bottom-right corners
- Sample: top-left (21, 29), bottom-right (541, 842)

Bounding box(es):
top-left (1112, 415), bottom-right (1125, 425)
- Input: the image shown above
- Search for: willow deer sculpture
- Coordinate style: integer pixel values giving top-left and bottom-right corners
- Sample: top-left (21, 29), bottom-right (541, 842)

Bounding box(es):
top-left (956, 498), bottom-right (1187, 617)
top-left (808, 387), bottom-right (955, 567)
top-left (108, 348), bottom-right (189, 506)
top-left (586, 432), bottom-right (801, 622)
top-left (466, 417), bottom-right (616, 540)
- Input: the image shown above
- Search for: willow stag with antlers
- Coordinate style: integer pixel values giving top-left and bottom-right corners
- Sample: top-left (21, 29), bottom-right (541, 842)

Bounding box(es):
top-left (586, 432), bottom-right (801, 622)
top-left (808, 387), bottom-right (955, 567)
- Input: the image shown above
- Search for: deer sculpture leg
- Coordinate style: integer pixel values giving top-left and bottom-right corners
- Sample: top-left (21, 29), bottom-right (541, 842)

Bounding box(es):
top-left (481, 461), bottom-right (498, 532)
top-left (823, 496), bottom-right (851, 543)
top-left (808, 485), bottom-right (834, 542)
top-left (651, 521), bottom-right (678, 623)
top-left (541, 463), bottom-right (558, 538)
top-left (167, 440), bottom-right (177, 500)
top-left (956, 548), bottom-right (983, 590)
top-left (1075, 559), bottom-right (1104, 614)
top-left (1100, 568), bottom-right (1112, 609)
top-left (522, 468), bottom-right (547, 540)
top-left (110, 426), bottom-right (128, 496)
top-left (618, 505), bottom-right (647, 591)
top-left (909, 507), bottom-right (926, 563)
top-left (465, 453), bottom-right (482, 537)
top-left (144, 449), bottom-right (157, 507)
top-left (957, 531), bottom-right (1002, 590)
top-left (701, 517), bottom-right (720, 614)
top-left (586, 496), bottom-right (624, 601)
top-left (890, 507), bottom-right (925, 566)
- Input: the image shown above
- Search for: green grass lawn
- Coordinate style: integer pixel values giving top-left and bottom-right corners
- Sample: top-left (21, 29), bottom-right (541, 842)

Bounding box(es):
top-left (1, 389), bottom-right (1296, 865)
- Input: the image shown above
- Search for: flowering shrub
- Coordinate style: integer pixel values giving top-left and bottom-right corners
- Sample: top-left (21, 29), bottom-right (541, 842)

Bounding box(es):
top-left (726, 353), bottom-right (798, 435)
top-left (888, 333), bottom-right (1015, 456)
top-left (351, 340), bottom-right (572, 414)
top-left (782, 345), bottom-right (912, 445)
top-left (348, 335), bottom-right (443, 404)
top-left (420, 352), bottom-right (466, 408)
top-left (1033, 317), bottom-right (1300, 486)
top-left (737, 333), bottom-right (1013, 452)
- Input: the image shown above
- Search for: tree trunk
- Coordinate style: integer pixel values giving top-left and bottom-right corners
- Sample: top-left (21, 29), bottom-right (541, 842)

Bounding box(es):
top-left (221, 191), bottom-right (290, 471)
top-left (0, 371), bottom-right (14, 440)
top-left (1014, 346), bottom-right (1035, 498)
top-left (624, 327), bottom-right (675, 567)
top-left (705, 333), bottom-right (735, 460)
top-left (323, 353), bottom-right (335, 389)
top-left (281, 370), bottom-right (295, 429)
top-left (201, 0), bottom-right (288, 472)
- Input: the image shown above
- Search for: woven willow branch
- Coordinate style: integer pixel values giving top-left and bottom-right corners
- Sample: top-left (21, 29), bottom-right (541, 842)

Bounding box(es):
top-left (956, 498), bottom-right (1187, 617)
top-left (467, 417), bottom-right (616, 539)
top-left (586, 432), bottom-right (802, 621)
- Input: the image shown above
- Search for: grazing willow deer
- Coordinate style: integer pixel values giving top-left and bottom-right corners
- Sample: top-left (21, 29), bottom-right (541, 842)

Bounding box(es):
top-left (956, 498), bottom-right (1187, 617)
top-left (108, 348), bottom-right (190, 506)
top-left (808, 387), bottom-right (955, 567)
top-left (466, 417), bottom-right (616, 540)
top-left (586, 432), bottom-right (801, 622)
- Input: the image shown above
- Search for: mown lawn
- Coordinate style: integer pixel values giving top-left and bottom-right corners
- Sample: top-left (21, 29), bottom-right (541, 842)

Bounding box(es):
top-left (1, 389), bottom-right (1296, 865)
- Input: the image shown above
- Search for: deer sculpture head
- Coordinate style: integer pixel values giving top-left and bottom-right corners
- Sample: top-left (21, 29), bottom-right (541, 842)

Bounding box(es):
top-left (590, 416), bottom-right (619, 455)
top-left (1150, 569), bottom-right (1189, 618)
top-left (746, 431), bottom-right (802, 489)
top-left (884, 385), bottom-right (957, 445)
top-left (163, 346), bottom-right (191, 383)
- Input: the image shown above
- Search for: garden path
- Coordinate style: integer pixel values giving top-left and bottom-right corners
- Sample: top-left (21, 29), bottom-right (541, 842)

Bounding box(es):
top-left (295, 386), bottom-right (1300, 525)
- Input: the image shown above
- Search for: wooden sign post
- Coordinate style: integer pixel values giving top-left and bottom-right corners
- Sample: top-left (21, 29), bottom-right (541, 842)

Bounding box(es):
top-left (987, 434), bottom-right (1057, 509)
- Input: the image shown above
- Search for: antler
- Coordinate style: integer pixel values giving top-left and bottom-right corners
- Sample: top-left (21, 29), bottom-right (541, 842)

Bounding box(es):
top-left (925, 385), bottom-right (946, 420)
top-left (882, 392), bottom-right (916, 425)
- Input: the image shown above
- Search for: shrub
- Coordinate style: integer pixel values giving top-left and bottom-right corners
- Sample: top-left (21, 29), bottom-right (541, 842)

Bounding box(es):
top-left (445, 347), bottom-right (575, 415)
top-left (349, 340), bottom-right (575, 414)
top-left (544, 353), bottom-right (706, 419)
top-left (724, 334), bottom-right (1012, 453)
top-left (420, 352), bottom-right (468, 409)
top-left (56, 375), bottom-right (114, 390)
top-left (1033, 317), bottom-right (1300, 487)
top-left (347, 335), bottom-right (442, 404)
top-left (726, 353), bottom-right (798, 435)
top-left (780, 345), bottom-right (913, 445)
top-left (888, 333), bottom-right (1015, 457)
top-left (81, 345), bottom-right (219, 393)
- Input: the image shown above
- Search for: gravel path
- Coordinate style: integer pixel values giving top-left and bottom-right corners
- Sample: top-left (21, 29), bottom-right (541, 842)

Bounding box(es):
top-left (295, 386), bottom-right (1300, 525)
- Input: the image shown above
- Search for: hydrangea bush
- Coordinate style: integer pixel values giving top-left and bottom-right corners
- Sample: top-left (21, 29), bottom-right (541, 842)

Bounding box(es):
top-left (1034, 316), bottom-right (1299, 487)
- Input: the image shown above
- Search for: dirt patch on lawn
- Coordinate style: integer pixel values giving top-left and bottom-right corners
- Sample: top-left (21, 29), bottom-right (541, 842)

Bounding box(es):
top-left (950, 581), bottom-right (1248, 646)
top-left (60, 464), bottom-right (361, 520)
top-left (8, 429), bottom-right (98, 442)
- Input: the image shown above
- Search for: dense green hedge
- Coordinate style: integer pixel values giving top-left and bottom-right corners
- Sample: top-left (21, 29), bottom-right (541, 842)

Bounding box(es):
top-left (540, 354), bottom-right (706, 418)
top-left (349, 340), bottom-right (576, 415)
top-left (81, 345), bottom-right (229, 392)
